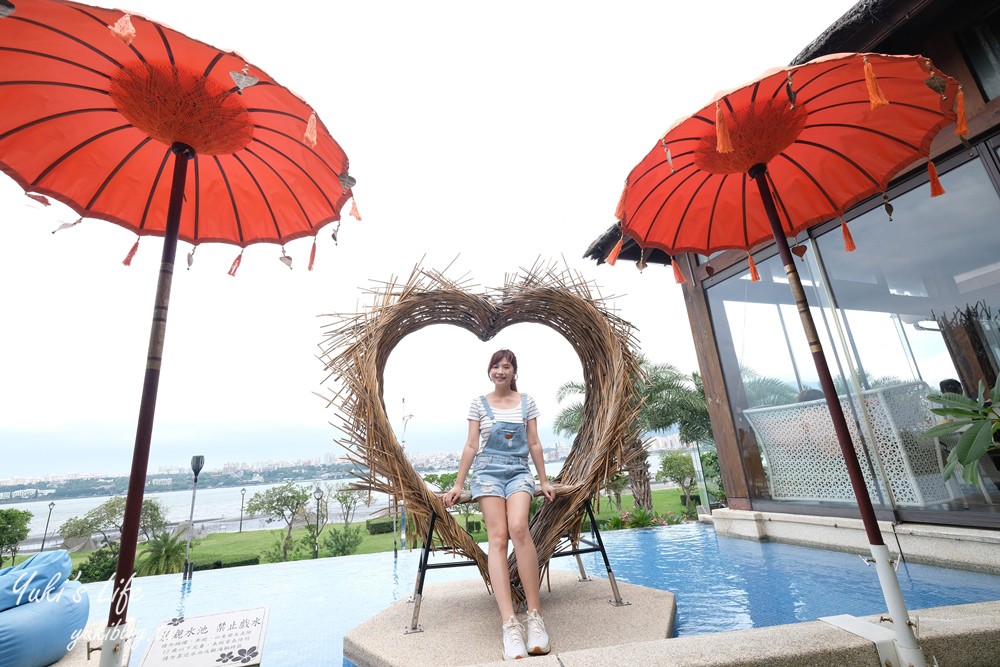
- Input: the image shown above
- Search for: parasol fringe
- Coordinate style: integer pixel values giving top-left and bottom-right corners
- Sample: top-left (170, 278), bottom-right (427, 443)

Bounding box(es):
top-left (122, 238), bottom-right (139, 266)
top-left (349, 198), bottom-right (362, 221)
top-left (715, 101), bottom-right (733, 153)
top-left (308, 238), bottom-right (317, 271)
top-left (227, 251), bottom-right (243, 276)
top-left (864, 57), bottom-right (889, 110)
top-left (605, 236), bottom-right (623, 266)
top-left (614, 182), bottom-right (628, 221)
top-left (672, 256), bottom-right (686, 284)
top-left (840, 219), bottom-right (856, 252)
top-left (928, 161), bottom-right (945, 197)
top-left (747, 253), bottom-right (760, 282)
top-left (955, 87), bottom-right (968, 136)
top-left (108, 13), bottom-right (136, 45)
top-left (304, 112), bottom-right (318, 148)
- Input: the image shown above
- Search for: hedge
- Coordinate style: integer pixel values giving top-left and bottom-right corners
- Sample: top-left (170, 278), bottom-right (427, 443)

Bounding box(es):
top-left (366, 517), bottom-right (395, 535)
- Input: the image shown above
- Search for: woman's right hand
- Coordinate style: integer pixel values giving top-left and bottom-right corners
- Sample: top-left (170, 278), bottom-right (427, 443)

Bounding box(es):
top-left (442, 485), bottom-right (463, 508)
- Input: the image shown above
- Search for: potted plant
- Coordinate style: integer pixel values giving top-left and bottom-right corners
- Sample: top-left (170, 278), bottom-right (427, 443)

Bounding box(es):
top-left (925, 376), bottom-right (1000, 485)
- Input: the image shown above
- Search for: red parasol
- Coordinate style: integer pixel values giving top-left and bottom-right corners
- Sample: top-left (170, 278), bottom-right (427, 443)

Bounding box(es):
top-left (0, 1), bottom-right (356, 662)
top-left (612, 52), bottom-right (965, 667)
top-left (614, 53), bottom-right (963, 269)
top-left (0, 0), bottom-right (355, 259)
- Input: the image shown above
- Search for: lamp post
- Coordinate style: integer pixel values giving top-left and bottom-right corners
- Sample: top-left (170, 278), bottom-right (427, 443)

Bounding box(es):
top-left (183, 455), bottom-right (205, 580)
top-left (239, 488), bottom-right (246, 533)
top-left (313, 487), bottom-right (323, 559)
top-left (40, 501), bottom-right (55, 552)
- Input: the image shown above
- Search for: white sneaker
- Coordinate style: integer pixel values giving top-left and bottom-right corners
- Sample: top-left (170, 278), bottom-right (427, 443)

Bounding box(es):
top-left (524, 609), bottom-right (550, 655)
top-left (502, 615), bottom-right (528, 661)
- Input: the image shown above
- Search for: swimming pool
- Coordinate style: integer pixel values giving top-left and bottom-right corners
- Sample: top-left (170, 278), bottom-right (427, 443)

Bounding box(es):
top-left (79, 523), bottom-right (1000, 665)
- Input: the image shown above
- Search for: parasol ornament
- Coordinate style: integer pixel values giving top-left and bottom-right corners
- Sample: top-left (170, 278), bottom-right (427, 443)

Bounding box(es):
top-left (230, 64), bottom-right (259, 93)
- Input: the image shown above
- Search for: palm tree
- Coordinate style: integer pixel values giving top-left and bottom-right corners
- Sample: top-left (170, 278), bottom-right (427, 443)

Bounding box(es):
top-left (136, 531), bottom-right (187, 576)
top-left (556, 378), bottom-right (655, 508)
top-left (555, 357), bottom-right (707, 510)
top-left (741, 366), bottom-right (799, 408)
top-left (675, 372), bottom-right (713, 445)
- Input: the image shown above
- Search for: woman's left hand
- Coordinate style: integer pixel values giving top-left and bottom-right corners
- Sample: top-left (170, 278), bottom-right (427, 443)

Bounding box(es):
top-left (539, 479), bottom-right (555, 502)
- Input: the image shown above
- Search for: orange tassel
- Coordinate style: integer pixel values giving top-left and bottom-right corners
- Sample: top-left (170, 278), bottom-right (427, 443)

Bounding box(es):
top-left (614, 183), bottom-right (628, 221)
top-left (841, 219), bottom-right (856, 252)
top-left (864, 57), bottom-right (889, 110)
top-left (672, 257), bottom-right (686, 284)
top-left (955, 88), bottom-right (968, 136)
top-left (228, 252), bottom-right (243, 277)
top-left (308, 238), bottom-right (317, 271)
top-left (748, 253), bottom-right (760, 282)
top-left (122, 238), bottom-right (139, 266)
top-left (605, 237), bottom-right (623, 266)
top-left (928, 161), bottom-right (945, 197)
top-left (108, 13), bottom-right (136, 45)
top-left (715, 101), bottom-right (733, 153)
top-left (349, 198), bottom-right (361, 221)
top-left (304, 112), bottom-right (318, 148)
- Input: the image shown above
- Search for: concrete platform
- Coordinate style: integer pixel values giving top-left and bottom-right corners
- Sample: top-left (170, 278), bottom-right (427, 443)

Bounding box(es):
top-left (55, 621), bottom-right (135, 666)
top-left (343, 569), bottom-right (675, 666)
top-left (346, 571), bottom-right (1000, 667)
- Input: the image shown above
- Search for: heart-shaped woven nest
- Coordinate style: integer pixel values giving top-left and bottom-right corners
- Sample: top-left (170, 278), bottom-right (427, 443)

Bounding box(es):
top-left (320, 262), bottom-right (643, 601)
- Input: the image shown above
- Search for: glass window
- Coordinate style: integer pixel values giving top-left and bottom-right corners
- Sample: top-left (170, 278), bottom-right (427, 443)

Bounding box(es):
top-left (706, 156), bottom-right (1000, 514)
top-left (958, 7), bottom-right (1000, 100)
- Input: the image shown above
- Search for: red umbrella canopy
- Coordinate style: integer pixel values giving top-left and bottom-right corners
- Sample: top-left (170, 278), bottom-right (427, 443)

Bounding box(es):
top-left (0, 0), bottom-right (355, 250)
top-left (616, 53), bottom-right (962, 263)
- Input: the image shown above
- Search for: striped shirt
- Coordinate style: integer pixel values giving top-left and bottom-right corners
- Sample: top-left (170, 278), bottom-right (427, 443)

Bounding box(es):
top-left (467, 394), bottom-right (540, 453)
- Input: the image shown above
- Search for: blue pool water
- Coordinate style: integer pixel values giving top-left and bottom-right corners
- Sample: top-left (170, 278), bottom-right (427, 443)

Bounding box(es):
top-left (79, 523), bottom-right (1000, 666)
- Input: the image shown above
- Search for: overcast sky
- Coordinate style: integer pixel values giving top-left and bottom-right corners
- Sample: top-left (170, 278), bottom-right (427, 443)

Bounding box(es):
top-left (0, 0), bottom-right (858, 478)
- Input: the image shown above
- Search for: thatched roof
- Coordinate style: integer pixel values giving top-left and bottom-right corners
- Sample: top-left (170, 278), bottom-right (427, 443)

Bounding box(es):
top-left (792, 0), bottom-right (935, 65)
top-left (583, 223), bottom-right (673, 268)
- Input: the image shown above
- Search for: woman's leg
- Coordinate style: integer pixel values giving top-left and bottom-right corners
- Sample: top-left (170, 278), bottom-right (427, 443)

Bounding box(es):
top-left (506, 491), bottom-right (542, 612)
top-left (479, 495), bottom-right (515, 621)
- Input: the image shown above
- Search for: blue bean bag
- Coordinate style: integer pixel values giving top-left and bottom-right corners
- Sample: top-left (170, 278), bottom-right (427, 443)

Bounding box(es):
top-left (0, 581), bottom-right (90, 667)
top-left (0, 550), bottom-right (90, 667)
top-left (0, 550), bottom-right (72, 612)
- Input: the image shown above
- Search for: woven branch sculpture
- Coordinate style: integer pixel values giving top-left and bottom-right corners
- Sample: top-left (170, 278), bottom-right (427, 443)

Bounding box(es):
top-left (319, 261), bottom-right (643, 604)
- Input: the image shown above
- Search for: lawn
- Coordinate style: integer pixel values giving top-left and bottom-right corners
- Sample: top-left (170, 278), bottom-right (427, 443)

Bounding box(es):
top-left (192, 486), bottom-right (689, 564)
top-left (15, 487), bottom-right (690, 571)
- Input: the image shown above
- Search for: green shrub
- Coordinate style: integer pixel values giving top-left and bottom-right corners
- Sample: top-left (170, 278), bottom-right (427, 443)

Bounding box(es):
top-left (652, 512), bottom-right (684, 526)
top-left (73, 545), bottom-right (119, 583)
top-left (463, 520), bottom-right (482, 533)
top-left (366, 517), bottom-right (394, 535)
top-left (580, 516), bottom-right (609, 533)
top-left (192, 556), bottom-right (260, 570)
top-left (628, 507), bottom-right (656, 528)
top-left (324, 525), bottom-right (364, 556)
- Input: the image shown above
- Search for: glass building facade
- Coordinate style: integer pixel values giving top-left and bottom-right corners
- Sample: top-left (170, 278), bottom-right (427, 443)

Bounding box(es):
top-left (700, 138), bottom-right (1000, 525)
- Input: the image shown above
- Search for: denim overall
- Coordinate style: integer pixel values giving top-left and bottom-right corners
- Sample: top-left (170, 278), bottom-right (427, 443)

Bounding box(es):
top-left (470, 394), bottom-right (536, 499)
